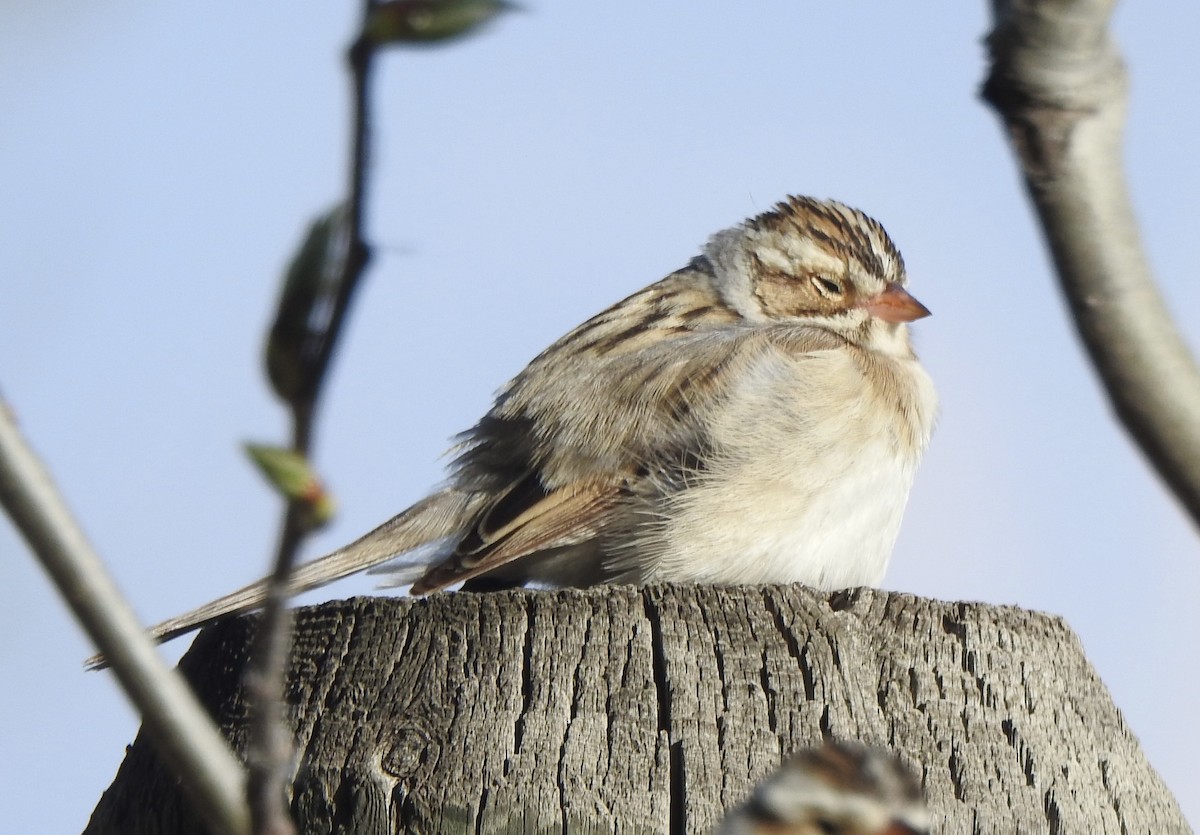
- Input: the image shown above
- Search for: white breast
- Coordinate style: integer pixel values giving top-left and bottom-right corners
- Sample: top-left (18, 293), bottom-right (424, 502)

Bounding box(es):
top-left (638, 343), bottom-right (934, 588)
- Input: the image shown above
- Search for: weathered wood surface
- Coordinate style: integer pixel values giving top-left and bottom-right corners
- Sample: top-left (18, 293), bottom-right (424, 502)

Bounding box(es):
top-left (85, 585), bottom-right (1190, 834)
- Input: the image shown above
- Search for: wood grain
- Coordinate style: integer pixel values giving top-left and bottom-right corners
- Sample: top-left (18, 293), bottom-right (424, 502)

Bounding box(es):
top-left (85, 586), bottom-right (1190, 834)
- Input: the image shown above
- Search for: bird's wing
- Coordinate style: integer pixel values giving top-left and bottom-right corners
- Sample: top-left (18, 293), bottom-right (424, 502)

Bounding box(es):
top-left (453, 268), bottom-right (745, 482)
top-left (410, 474), bottom-right (624, 593)
top-left (84, 487), bottom-right (482, 669)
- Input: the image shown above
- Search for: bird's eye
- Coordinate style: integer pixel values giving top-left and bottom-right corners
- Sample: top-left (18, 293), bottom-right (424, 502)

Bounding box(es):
top-left (810, 275), bottom-right (843, 298)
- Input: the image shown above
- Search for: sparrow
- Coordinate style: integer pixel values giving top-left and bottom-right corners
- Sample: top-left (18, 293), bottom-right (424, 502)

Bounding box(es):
top-left (141, 195), bottom-right (936, 646)
top-left (716, 740), bottom-right (930, 835)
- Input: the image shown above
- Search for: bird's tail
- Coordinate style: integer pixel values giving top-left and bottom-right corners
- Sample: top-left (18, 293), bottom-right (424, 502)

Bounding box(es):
top-left (84, 488), bottom-right (478, 670)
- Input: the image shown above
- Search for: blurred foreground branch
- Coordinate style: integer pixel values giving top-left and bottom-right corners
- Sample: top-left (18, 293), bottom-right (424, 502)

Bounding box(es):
top-left (983, 0), bottom-right (1200, 527)
top-left (244, 4), bottom-right (515, 830)
top-left (0, 396), bottom-right (250, 835)
top-left (243, 3), bottom-right (380, 828)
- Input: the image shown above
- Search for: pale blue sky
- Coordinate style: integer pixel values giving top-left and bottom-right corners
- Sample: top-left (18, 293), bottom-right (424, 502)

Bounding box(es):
top-left (2, 3), bottom-right (1197, 832)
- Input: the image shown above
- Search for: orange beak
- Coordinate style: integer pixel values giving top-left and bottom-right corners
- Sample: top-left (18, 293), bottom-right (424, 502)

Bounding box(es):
top-left (862, 283), bottom-right (931, 324)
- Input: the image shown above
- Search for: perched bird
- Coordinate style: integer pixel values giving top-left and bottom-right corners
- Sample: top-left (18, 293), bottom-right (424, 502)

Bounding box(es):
top-left (716, 741), bottom-right (930, 835)
top-left (144, 195), bottom-right (936, 646)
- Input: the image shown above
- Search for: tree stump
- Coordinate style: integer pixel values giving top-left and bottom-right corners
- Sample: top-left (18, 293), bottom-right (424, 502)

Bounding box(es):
top-left (84, 585), bottom-right (1190, 834)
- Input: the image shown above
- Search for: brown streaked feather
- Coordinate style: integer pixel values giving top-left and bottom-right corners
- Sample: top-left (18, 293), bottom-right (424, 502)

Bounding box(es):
top-left (527, 261), bottom-right (739, 364)
top-left (455, 469), bottom-right (547, 553)
top-left (410, 479), bottom-right (624, 594)
top-left (450, 266), bottom-right (748, 489)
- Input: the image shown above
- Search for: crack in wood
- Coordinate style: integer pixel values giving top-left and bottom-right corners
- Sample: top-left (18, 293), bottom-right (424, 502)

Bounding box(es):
top-left (640, 594), bottom-right (684, 835)
top-left (84, 589), bottom-right (1191, 835)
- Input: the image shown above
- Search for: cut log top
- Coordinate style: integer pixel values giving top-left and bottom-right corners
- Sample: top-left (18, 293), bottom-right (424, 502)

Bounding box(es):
top-left (86, 585), bottom-right (1190, 834)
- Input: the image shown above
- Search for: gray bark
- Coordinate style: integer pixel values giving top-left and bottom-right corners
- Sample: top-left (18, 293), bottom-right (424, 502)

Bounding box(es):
top-left (85, 586), bottom-right (1189, 834)
top-left (983, 0), bottom-right (1200, 526)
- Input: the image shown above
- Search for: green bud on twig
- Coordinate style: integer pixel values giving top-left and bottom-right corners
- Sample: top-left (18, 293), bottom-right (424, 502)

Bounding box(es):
top-left (244, 443), bottom-right (336, 530)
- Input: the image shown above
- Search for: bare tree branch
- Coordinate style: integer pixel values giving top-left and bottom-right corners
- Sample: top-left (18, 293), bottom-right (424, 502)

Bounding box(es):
top-left (243, 5), bottom-right (381, 831)
top-left (982, 0), bottom-right (1200, 527)
top-left (0, 395), bottom-right (251, 835)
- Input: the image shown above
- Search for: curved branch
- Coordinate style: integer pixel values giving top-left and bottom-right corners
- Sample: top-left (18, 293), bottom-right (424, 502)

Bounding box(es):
top-left (983, 0), bottom-right (1200, 526)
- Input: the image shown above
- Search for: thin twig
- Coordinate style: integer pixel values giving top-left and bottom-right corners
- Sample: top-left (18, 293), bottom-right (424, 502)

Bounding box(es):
top-left (0, 396), bottom-right (250, 835)
top-left (244, 506), bottom-right (306, 835)
top-left (982, 0), bottom-right (1200, 527)
top-left (295, 18), bottom-right (377, 437)
top-left (242, 3), bottom-right (381, 832)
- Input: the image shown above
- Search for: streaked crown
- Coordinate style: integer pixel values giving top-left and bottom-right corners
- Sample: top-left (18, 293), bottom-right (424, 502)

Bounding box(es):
top-left (704, 196), bottom-right (909, 327)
